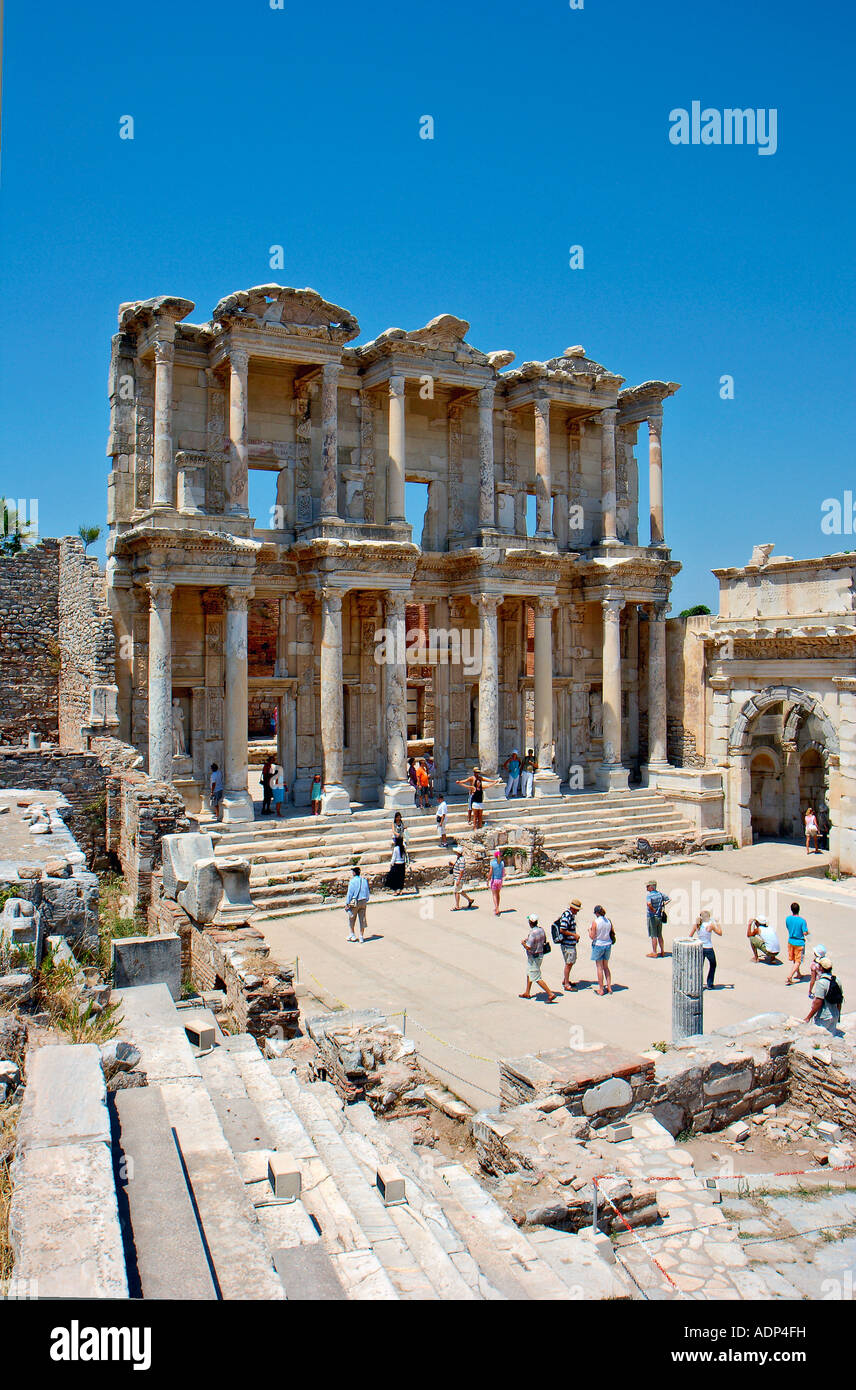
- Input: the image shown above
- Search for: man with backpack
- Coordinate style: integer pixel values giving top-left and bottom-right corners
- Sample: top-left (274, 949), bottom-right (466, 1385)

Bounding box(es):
top-left (345, 863), bottom-right (371, 943)
top-left (552, 897), bottom-right (582, 991)
top-left (805, 957), bottom-right (843, 1034)
top-left (645, 879), bottom-right (670, 958)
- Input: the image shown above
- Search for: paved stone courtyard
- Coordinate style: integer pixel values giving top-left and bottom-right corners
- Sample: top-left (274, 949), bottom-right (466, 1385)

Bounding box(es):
top-left (260, 845), bottom-right (853, 1110)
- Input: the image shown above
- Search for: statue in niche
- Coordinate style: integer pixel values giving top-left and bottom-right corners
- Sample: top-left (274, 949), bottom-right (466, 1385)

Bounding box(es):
top-left (172, 699), bottom-right (188, 757)
top-left (589, 691), bottom-right (603, 742)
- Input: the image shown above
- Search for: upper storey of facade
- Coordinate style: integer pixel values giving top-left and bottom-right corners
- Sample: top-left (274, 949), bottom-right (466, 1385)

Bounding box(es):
top-left (106, 283), bottom-right (678, 564)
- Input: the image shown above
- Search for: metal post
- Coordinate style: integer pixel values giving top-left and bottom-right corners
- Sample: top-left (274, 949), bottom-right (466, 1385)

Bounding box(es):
top-left (592, 1178), bottom-right (599, 1234)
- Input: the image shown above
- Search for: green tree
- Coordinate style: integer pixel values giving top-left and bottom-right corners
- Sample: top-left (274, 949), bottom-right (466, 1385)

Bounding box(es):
top-left (78, 524), bottom-right (101, 553)
top-left (0, 499), bottom-right (33, 555)
top-left (679, 604), bottom-right (712, 618)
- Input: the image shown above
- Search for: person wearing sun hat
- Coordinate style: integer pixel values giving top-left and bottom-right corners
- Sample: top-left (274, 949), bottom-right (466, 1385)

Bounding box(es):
top-left (554, 897), bottom-right (582, 991)
top-left (805, 956), bottom-right (842, 1034)
top-left (809, 943), bottom-right (828, 991)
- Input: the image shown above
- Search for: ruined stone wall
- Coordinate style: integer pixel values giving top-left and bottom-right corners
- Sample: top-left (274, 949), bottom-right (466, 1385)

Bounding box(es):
top-left (0, 748), bottom-right (106, 847)
top-left (0, 539), bottom-right (60, 744)
top-left (103, 758), bottom-right (190, 907)
top-left (57, 538), bottom-right (116, 749)
top-left (666, 615), bottom-right (712, 767)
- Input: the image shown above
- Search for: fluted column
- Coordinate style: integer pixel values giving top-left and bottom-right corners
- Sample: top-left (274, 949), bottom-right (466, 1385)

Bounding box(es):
top-left (319, 588), bottom-right (351, 814)
top-left (647, 601), bottom-right (669, 770)
top-left (533, 395), bottom-right (553, 537)
top-left (228, 346), bottom-right (249, 515)
top-left (147, 582), bottom-right (174, 781)
top-left (648, 409), bottom-right (664, 545)
top-left (152, 341), bottom-right (175, 509)
top-left (478, 382), bottom-right (496, 531)
top-left (320, 362), bottom-right (342, 520)
top-left (222, 588), bottom-right (255, 821)
top-left (600, 407), bottom-right (620, 546)
top-left (534, 596), bottom-right (561, 795)
top-left (382, 590), bottom-right (412, 809)
top-left (478, 594), bottom-right (501, 781)
top-left (599, 594), bottom-right (629, 789)
top-left (672, 938), bottom-right (703, 1041)
top-left (387, 375), bottom-right (406, 524)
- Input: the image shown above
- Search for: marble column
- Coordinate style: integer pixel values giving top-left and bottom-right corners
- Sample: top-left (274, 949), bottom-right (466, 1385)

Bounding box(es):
top-left (433, 597), bottom-right (451, 794)
top-left (600, 407), bottom-right (620, 547)
top-left (533, 596), bottom-right (561, 795)
top-left (599, 594), bottom-right (629, 789)
top-left (222, 588), bottom-right (255, 822)
top-left (274, 595), bottom-right (288, 678)
top-left (782, 740), bottom-right (801, 838)
top-left (152, 342), bottom-right (175, 510)
top-left (533, 395), bottom-right (553, 538)
top-left (147, 581), bottom-right (174, 782)
top-left (387, 375), bottom-right (407, 524)
top-left (672, 938), bottom-right (703, 1041)
top-left (228, 346), bottom-right (250, 515)
top-left (319, 588), bottom-right (351, 815)
top-left (478, 382), bottom-right (496, 531)
top-left (648, 409), bottom-right (665, 546)
top-left (647, 601), bottom-right (669, 771)
top-left (383, 590), bottom-right (412, 809)
top-left (320, 362), bottom-right (342, 520)
top-left (478, 594), bottom-right (502, 792)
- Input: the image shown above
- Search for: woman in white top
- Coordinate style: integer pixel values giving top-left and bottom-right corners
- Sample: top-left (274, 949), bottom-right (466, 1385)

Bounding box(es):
top-left (690, 909), bottom-right (722, 990)
top-left (589, 904), bottom-right (614, 996)
top-left (804, 807), bottom-right (819, 855)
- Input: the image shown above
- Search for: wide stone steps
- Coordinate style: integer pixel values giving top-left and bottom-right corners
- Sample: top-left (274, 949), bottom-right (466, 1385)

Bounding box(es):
top-left (211, 789), bottom-right (705, 917)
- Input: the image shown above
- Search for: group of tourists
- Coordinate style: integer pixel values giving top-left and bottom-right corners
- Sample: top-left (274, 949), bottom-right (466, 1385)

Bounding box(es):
top-left (501, 749), bottom-right (538, 799)
top-left (518, 897), bottom-right (615, 1002)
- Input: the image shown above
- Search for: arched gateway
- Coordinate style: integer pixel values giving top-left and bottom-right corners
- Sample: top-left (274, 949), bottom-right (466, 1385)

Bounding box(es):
top-left (728, 685), bottom-right (838, 842)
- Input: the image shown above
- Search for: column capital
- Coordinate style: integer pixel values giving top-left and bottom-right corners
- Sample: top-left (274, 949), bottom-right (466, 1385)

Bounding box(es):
top-left (320, 587), bottom-right (344, 616)
top-left (322, 360), bottom-right (343, 381)
top-left (153, 340), bottom-right (174, 366)
top-left (478, 593), bottom-right (503, 618)
top-left (601, 595), bottom-right (624, 623)
top-left (600, 406), bottom-right (618, 425)
top-left (147, 581), bottom-right (175, 609)
top-left (533, 394), bottom-right (550, 421)
top-left (448, 594), bottom-right (472, 621)
top-left (534, 594), bottom-right (556, 617)
top-left (223, 586), bottom-right (254, 613)
top-left (230, 345), bottom-right (249, 375)
top-left (650, 599), bottom-right (671, 622)
top-left (648, 407), bottom-right (664, 434)
top-left (389, 374), bottom-right (406, 399)
top-left (478, 381), bottom-right (496, 408)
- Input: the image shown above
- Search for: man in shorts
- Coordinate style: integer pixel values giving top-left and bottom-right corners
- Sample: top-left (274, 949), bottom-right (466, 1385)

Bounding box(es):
top-left (450, 850), bottom-right (474, 910)
top-left (785, 901), bottom-right (809, 985)
top-left (519, 914), bottom-right (558, 1003)
top-left (646, 880), bottom-right (670, 958)
top-left (805, 957), bottom-right (841, 1035)
top-left (747, 917), bottom-right (780, 963)
top-left (209, 763), bottom-right (224, 821)
top-left (556, 897), bottom-right (581, 991)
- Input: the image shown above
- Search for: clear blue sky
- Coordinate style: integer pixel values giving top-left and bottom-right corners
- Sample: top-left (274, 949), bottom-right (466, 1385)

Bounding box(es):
top-left (1, 0), bottom-right (852, 612)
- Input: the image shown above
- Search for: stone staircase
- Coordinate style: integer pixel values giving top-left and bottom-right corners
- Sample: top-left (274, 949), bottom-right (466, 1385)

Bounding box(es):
top-left (210, 790), bottom-right (717, 919)
top-left (10, 983), bottom-right (632, 1300)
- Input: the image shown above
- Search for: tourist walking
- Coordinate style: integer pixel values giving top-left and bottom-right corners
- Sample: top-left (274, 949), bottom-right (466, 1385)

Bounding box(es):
top-left (450, 849), bottom-right (474, 910)
top-left (785, 901), bottom-right (809, 985)
top-left (310, 773), bottom-right (323, 815)
top-left (747, 916), bottom-right (781, 963)
top-left (260, 756), bottom-right (274, 815)
top-left (809, 943), bottom-right (828, 991)
top-left (589, 904), bottom-right (615, 995)
top-left (520, 749), bottom-right (536, 798)
top-left (645, 879), bottom-right (670, 958)
top-left (519, 915), bottom-right (558, 1002)
top-left (553, 897), bottom-right (581, 991)
top-left (209, 763), bottom-right (224, 821)
top-left (385, 834), bottom-right (407, 894)
top-left (345, 864), bottom-right (371, 943)
top-left (804, 807), bottom-right (819, 854)
top-left (805, 957), bottom-right (843, 1034)
top-left (271, 763), bottom-right (286, 818)
top-left (503, 750), bottom-right (521, 798)
top-left (435, 796), bottom-right (448, 846)
top-left (487, 848), bottom-right (505, 915)
top-left (416, 759), bottom-right (431, 809)
top-left (690, 909), bottom-right (721, 989)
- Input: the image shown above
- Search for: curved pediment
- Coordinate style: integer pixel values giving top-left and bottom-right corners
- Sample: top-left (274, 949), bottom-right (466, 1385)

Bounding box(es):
top-left (211, 285), bottom-right (359, 341)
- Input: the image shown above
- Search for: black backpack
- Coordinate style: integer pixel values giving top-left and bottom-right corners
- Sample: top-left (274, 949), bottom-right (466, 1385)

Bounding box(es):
top-left (827, 975), bottom-right (844, 1011)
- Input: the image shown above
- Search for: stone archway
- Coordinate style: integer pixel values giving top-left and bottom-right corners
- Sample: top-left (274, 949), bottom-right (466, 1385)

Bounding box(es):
top-left (727, 686), bottom-right (838, 845)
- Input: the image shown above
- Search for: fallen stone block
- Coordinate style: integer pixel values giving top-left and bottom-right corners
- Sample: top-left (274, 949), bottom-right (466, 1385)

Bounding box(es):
top-left (376, 1166), bottom-right (407, 1206)
top-left (111, 934), bottom-right (181, 1000)
top-left (726, 1120), bottom-right (750, 1143)
top-left (184, 1018), bottom-right (216, 1051)
top-left (0, 973), bottom-right (32, 1004)
top-left (603, 1122), bottom-right (633, 1143)
top-left (816, 1120), bottom-right (842, 1141)
top-left (268, 1153), bottom-right (302, 1203)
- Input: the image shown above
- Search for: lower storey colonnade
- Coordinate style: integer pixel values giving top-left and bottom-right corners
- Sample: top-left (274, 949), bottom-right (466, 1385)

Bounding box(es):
top-left (139, 582), bottom-right (672, 818)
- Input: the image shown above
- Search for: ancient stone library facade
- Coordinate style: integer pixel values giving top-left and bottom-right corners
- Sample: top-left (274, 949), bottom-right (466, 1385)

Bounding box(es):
top-left (105, 284), bottom-right (680, 820)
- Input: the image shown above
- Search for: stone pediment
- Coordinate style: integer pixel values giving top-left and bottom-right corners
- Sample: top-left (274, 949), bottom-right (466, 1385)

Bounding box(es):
top-left (618, 379), bottom-right (681, 408)
top-left (118, 295), bottom-right (196, 333)
top-left (356, 313), bottom-right (500, 367)
top-left (504, 355), bottom-right (625, 391)
top-left (211, 285), bottom-right (360, 342)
